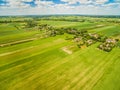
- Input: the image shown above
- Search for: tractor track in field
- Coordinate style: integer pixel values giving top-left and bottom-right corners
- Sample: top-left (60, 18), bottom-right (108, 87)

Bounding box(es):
top-left (71, 52), bottom-right (117, 90)
top-left (0, 38), bottom-right (38, 47)
top-left (0, 45), bottom-right (37, 57)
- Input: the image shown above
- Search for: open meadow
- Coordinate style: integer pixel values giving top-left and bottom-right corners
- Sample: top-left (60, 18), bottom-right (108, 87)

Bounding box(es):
top-left (0, 16), bottom-right (120, 90)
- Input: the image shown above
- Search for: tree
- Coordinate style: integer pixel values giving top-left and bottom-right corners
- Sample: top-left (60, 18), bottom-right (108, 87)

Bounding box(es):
top-left (26, 20), bottom-right (37, 28)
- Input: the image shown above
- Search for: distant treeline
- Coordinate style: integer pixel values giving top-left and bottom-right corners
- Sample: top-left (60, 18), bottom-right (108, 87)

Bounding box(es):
top-left (0, 15), bottom-right (120, 24)
top-left (37, 18), bottom-right (120, 23)
top-left (0, 20), bottom-right (26, 23)
top-left (1, 15), bottom-right (120, 18)
top-left (36, 15), bottom-right (120, 18)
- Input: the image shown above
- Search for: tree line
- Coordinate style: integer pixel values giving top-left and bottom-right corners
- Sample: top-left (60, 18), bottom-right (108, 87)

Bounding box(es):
top-left (32, 23), bottom-right (119, 52)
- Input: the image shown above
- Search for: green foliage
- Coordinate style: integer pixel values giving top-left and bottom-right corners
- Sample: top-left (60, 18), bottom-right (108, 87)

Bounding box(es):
top-left (116, 41), bottom-right (120, 47)
top-left (25, 20), bottom-right (37, 28)
top-left (98, 38), bottom-right (117, 52)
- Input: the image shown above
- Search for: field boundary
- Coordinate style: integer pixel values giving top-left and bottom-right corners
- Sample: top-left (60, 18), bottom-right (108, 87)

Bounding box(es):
top-left (0, 38), bottom-right (38, 47)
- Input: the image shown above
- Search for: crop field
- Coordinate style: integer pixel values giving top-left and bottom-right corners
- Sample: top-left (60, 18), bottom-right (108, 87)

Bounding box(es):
top-left (0, 16), bottom-right (120, 90)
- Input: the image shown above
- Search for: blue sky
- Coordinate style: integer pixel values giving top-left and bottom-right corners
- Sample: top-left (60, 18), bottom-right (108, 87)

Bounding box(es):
top-left (0, 0), bottom-right (120, 15)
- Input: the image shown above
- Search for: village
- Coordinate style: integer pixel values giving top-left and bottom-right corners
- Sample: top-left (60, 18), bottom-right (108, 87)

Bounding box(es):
top-left (35, 23), bottom-right (119, 52)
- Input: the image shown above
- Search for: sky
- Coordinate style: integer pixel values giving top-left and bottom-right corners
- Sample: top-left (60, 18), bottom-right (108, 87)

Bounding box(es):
top-left (0, 0), bottom-right (120, 16)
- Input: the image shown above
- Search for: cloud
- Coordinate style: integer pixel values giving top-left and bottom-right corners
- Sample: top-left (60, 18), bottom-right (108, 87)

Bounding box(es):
top-left (61, 0), bottom-right (78, 4)
top-left (34, 0), bottom-right (54, 7)
top-left (95, 0), bottom-right (108, 4)
top-left (115, 0), bottom-right (120, 2)
top-left (22, 0), bottom-right (33, 2)
top-left (0, 0), bottom-right (120, 15)
top-left (1, 0), bottom-right (33, 8)
top-left (61, 0), bottom-right (109, 5)
top-left (61, 0), bottom-right (91, 4)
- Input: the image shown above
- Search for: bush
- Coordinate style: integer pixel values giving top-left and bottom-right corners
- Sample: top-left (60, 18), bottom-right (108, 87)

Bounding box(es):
top-left (25, 20), bottom-right (37, 28)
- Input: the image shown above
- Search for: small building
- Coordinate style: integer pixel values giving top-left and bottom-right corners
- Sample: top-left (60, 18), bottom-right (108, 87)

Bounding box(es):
top-left (106, 39), bottom-right (116, 44)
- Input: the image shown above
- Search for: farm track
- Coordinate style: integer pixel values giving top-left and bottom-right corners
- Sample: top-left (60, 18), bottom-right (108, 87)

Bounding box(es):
top-left (0, 38), bottom-right (38, 47)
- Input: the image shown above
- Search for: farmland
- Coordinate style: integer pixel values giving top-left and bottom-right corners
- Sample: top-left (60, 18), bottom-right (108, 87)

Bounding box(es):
top-left (0, 16), bottom-right (120, 90)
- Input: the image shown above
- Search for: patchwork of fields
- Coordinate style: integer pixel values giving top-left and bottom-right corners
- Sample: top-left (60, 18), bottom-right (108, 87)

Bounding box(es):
top-left (0, 17), bottom-right (120, 90)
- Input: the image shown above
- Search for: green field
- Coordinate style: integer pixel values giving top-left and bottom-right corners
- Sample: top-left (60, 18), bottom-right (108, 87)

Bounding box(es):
top-left (0, 16), bottom-right (120, 90)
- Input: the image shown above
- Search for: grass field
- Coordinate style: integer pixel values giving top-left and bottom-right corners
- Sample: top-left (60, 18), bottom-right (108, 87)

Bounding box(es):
top-left (0, 16), bottom-right (120, 90)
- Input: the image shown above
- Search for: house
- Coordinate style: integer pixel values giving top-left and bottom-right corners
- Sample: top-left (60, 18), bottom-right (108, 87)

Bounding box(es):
top-left (86, 39), bottom-right (93, 46)
top-left (106, 38), bottom-right (116, 44)
top-left (89, 33), bottom-right (100, 40)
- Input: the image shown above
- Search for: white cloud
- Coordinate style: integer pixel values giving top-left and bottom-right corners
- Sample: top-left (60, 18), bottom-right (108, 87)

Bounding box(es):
top-left (95, 0), bottom-right (108, 4)
top-left (115, 0), bottom-right (120, 2)
top-left (0, 0), bottom-right (120, 15)
top-left (35, 0), bottom-right (54, 7)
top-left (61, 0), bottom-right (109, 5)
top-left (61, 0), bottom-right (91, 4)
top-left (3, 0), bottom-right (31, 8)
top-left (22, 0), bottom-right (33, 2)
top-left (79, 0), bottom-right (92, 4)
top-left (61, 0), bottom-right (76, 4)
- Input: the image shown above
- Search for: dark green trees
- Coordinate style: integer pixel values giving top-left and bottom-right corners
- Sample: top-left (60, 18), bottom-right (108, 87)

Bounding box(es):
top-left (25, 20), bottom-right (37, 28)
top-left (98, 38), bottom-right (117, 52)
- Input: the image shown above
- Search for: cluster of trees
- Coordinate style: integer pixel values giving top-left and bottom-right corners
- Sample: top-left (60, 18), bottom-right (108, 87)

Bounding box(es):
top-left (32, 24), bottom-right (65, 37)
top-left (38, 18), bottom-right (85, 22)
top-left (0, 20), bottom-right (12, 23)
top-left (73, 32), bottom-right (100, 48)
top-left (116, 41), bottom-right (120, 48)
top-left (25, 20), bottom-right (37, 28)
top-left (71, 30), bottom-right (119, 52)
top-left (0, 19), bottom-right (33, 24)
top-left (98, 38), bottom-right (119, 52)
top-left (37, 17), bottom-right (120, 24)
